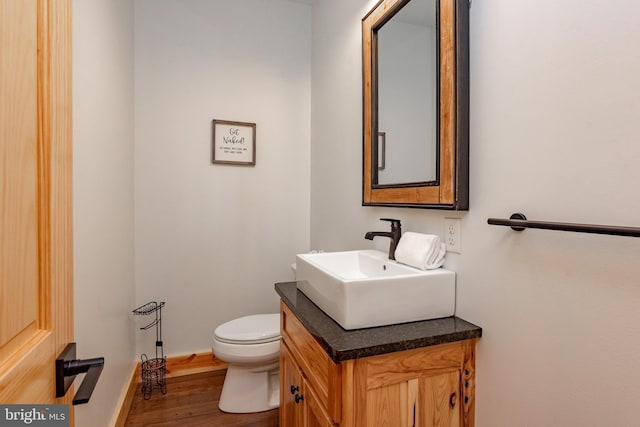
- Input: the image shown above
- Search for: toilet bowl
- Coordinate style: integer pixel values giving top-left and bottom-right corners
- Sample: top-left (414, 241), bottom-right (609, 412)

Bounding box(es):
top-left (212, 313), bottom-right (281, 413)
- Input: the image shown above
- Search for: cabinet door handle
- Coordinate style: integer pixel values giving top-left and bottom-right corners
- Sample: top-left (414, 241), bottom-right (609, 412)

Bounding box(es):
top-left (295, 393), bottom-right (304, 404)
top-left (290, 385), bottom-right (299, 395)
top-left (449, 392), bottom-right (457, 408)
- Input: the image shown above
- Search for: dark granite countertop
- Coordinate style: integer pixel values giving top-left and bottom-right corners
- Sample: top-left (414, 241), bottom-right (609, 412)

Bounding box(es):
top-left (275, 281), bottom-right (482, 363)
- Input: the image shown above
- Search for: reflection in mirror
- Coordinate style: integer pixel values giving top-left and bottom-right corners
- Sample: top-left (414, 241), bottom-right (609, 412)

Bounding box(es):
top-left (376, 0), bottom-right (437, 185)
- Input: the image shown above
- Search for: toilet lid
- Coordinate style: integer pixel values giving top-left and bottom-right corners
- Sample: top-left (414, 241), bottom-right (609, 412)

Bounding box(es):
top-left (214, 314), bottom-right (281, 344)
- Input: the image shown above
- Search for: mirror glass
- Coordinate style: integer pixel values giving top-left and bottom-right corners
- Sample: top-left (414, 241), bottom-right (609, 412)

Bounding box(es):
top-left (363, 0), bottom-right (469, 209)
top-left (376, 0), bottom-right (437, 185)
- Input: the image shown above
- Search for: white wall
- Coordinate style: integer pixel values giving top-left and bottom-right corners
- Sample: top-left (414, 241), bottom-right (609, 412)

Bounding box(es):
top-left (134, 0), bottom-right (311, 355)
top-left (73, 0), bottom-right (136, 425)
top-left (311, 0), bottom-right (640, 426)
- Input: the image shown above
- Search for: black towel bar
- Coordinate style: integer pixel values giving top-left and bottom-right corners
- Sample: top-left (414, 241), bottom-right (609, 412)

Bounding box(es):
top-left (487, 213), bottom-right (640, 238)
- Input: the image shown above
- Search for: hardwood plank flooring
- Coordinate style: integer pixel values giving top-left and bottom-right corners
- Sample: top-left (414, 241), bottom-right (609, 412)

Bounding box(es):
top-left (124, 370), bottom-right (279, 427)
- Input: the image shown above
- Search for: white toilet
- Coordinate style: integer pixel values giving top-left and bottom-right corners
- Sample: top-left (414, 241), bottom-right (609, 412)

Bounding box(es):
top-left (212, 313), bottom-right (281, 413)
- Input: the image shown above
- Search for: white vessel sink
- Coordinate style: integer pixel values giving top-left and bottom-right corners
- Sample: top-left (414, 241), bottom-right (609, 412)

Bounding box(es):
top-left (295, 250), bottom-right (455, 330)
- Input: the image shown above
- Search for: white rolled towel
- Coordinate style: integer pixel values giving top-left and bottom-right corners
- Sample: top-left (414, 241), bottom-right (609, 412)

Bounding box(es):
top-left (394, 232), bottom-right (446, 270)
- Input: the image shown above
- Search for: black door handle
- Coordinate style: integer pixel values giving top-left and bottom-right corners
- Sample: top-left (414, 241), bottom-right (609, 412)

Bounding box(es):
top-left (55, 343), bottom-right (105, 405)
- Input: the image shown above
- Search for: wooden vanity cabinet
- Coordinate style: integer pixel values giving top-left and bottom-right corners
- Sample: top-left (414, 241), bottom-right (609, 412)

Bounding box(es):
top-left (280, 302), bottom-right (478, 427)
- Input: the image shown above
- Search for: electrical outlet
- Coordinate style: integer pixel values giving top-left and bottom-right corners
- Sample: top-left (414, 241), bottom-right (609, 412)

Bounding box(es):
top-left (444, 218), bottom-right (461, 254)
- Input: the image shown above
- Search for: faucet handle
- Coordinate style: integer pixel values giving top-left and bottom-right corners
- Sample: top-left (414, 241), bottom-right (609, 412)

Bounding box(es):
top-left (380, 218), bottom-right (401, 229)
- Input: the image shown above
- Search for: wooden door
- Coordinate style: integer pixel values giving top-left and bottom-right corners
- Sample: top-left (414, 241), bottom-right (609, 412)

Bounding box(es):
top-left (305, 384), bottom-right (334, 427)
top-left (0, 0), bottom-right (73, 408)
top-left (418, 372), bottom-right (461, 427)
top-left (280, 343), bottom-right (304, 427)
top-left (365, 372), bottom-right (461, 427)
top-left (366, 379), bottom-right (417, 427)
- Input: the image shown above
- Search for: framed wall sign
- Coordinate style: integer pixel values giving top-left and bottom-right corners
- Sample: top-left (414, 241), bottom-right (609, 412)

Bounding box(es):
top-left (212, 119), bottom-right (256, 166)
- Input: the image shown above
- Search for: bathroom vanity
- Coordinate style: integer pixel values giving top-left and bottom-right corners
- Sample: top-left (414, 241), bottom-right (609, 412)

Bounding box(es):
top-left (276, 282), bottom-right (482, 427)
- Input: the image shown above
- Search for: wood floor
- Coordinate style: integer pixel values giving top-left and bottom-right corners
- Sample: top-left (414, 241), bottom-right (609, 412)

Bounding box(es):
top-left (124, 370), bottom-right (279, 427)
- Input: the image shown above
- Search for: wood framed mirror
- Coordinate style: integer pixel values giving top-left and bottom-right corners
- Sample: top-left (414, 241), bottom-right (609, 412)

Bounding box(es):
top-left (362, 0), bottom-right (469, 209)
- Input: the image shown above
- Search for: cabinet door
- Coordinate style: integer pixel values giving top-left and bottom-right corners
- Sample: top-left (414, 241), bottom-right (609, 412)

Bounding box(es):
top-left (365, 371), bottom-right (461, 427)
top-left (305, 383), bottom-right (335, 427)
top-left (418, 371), bottom-right (461, 427)
top-left (366, 379), bottom-right (417, 427)
top-left (280, 343), bottom-right (304, 427)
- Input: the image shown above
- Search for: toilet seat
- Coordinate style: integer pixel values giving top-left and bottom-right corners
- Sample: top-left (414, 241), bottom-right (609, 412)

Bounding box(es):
top-left (214, 314), bottom-right (280, 345)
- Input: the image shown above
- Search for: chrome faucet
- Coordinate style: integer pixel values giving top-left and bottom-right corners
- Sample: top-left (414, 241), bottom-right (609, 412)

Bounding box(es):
top-left (365, 218), bottom-right (402, 260)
